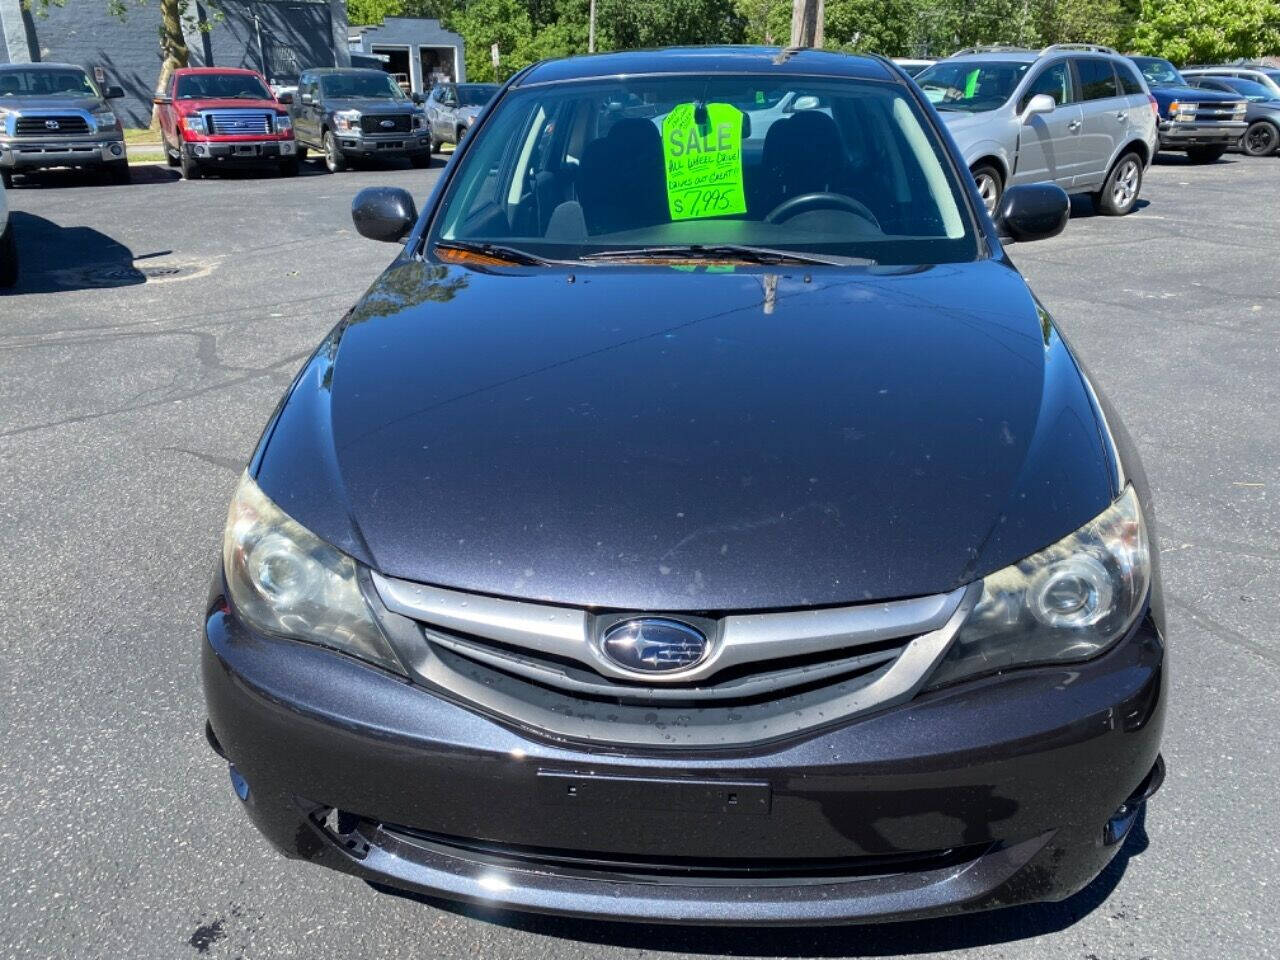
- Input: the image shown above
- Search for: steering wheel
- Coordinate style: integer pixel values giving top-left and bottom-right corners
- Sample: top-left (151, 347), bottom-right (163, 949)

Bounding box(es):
top-left (764, 191), bottom-right (881, 229)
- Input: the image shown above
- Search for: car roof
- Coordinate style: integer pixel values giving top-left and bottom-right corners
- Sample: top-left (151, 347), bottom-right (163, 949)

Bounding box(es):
top-left (174, 67), bottom-right (263, 76)
top-left (0, 62), bottom-right (89, 72)
top-left (306, 68), bottom-right (391, 76)
top-left (514, 46), bottom-right (899, 86)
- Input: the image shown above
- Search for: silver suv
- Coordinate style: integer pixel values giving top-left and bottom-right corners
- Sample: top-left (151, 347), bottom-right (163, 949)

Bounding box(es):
top-left (914, 45), bottom-right (1159, 217)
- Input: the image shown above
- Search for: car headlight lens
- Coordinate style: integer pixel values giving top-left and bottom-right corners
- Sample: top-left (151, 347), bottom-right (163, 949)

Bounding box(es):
top-left (926, 485), bottom-right (1150, 689)
top-left (412, 113), bottom-right (424, 130)
top-left (274, 113), bottom-right (292, 134)
top-left (222, 473), bottom-right (403, 674)
top-left (182, 113), bottom-right (206, 134)
top-left (93, 110), bottom-right (118, 129)
top-left (333, 110), bottom-right (361, 132)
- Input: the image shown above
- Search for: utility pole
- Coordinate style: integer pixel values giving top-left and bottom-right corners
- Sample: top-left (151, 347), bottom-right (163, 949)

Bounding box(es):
top-left (589, 0), bottom-right (597, 53)
top-left (790, 0), bottom-right (824, 48)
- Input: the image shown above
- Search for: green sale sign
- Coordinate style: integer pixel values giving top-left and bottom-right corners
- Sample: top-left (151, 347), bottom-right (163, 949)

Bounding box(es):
top-left (661, 102), bottom-right (747, 221)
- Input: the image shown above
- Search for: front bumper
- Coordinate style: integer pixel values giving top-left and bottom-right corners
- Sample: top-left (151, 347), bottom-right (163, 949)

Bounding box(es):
top-left (202, 593), bottom-right (1166, 925)
top-left (335, 132), bottom-right (431, 157)
top-left (185, 139), bottom-right (296, 164)
top-left (0, 137), bottom-right (125, 170)
top-left (1158, 119), bottom-right (1247, 148)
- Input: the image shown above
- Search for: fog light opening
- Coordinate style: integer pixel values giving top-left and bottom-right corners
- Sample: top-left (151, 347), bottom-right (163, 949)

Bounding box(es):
top-left (109, 143), bottom-right (124, 157)
top-left (228, 764), bottom-right (250, 802)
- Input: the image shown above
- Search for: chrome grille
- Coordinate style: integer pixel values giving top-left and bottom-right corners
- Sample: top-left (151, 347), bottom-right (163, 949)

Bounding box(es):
top-left (372, 572), bottom-right (977, 748)
top-left (360, 113), bottom-right (412, 134)
top-left (206, 110), bottom-right (274, 135)
top-left (15, 114), bottom-right (90, 136)
top-left (1185, 101), bottom-right (1246, 122)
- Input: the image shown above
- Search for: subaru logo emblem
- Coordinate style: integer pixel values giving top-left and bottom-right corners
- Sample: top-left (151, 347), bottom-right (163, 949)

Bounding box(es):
top-left (600, 618), bottom-right (708, 673)
top-left (45, 119), bottom-right (60, 130)
top-left (380, 119), bottom-right (395, 128)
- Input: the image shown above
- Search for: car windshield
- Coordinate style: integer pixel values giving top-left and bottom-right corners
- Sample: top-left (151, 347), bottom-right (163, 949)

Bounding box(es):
top-left (176, 72), bottom-right (272, 100)
top-left (914, 60), bottom-right (1030, 112)
top-left (1219, 77), bottom-right (1276, 100)
top-left (457, 84), bottom-right (499, 107)
top-left (321, 73), bottom-right (405, 99)
top-left (429, 74), bottom-right (976, 267)
top-left (0, 68), bottom-right (97, 98)
top-left (1131, 58), bottom-right (1183, 86)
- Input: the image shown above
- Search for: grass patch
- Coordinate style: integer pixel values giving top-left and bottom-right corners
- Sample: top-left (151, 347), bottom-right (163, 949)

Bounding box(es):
top-left (124, 127), bottom-right (161, 145)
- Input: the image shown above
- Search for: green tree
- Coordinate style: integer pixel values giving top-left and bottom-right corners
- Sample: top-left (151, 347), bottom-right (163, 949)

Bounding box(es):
top-left (595, 0), bottom-right (747, 49)
top-left (1131, 0), bottom-right (1280, 63)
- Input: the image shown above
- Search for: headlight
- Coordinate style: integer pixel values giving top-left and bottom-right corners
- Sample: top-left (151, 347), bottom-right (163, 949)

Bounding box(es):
top-left (182, 113), bottom-right (206, 134)
top-left (926, 485), bottom-right (1150, 689)
top-left (93, 110), bottom-right (118, 129)
top-left (412, 113), bottom-right (424, 130)
top-left (222, 473), bottom-right (403, 674)
top-left (333, 110), bottom-right (361, 132)
top-left (274, 113), bottom-right (292, 134)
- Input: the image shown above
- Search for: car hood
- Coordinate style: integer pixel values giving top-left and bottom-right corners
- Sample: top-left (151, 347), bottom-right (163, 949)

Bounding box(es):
top-left (4, 95), bottom-right (103, 113)
top-left (255, 259), bottom-right (1115, 611)
top-left (935, 109), bottom-right (999, 131)
top-left (323, 97), bottom-right (415, 114)
top-left (1149, 83), bottom-right (1240, 103)
top-left (177, 97), bottom-right (284, 114)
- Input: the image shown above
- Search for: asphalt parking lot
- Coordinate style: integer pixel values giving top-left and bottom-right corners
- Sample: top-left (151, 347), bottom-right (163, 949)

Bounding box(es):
top-left (1, 153), bottom-right (1277, 960)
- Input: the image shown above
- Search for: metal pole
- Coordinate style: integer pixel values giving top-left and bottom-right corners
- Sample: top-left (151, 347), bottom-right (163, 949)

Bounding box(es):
top-left (588, 0), bottom-right (596, 53)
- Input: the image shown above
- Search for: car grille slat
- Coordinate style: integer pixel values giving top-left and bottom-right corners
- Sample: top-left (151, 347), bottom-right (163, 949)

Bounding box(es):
top-left (15, 114), bottom-right (90, 136)
top-left (1184, 101), bottom-right (1246, 121)
top-left (206, 110), bottom-right (274, 135)
top-left (360, 114), bottom-right (412, 134)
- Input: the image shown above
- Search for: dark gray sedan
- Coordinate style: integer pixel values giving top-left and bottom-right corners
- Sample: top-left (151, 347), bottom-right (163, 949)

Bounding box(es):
top-left (1188, 74), bottom-right (1280, 155)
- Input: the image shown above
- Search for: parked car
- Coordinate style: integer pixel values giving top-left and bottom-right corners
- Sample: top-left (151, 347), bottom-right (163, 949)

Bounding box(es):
top-left (1183, 64), bottom-right (1280, 99)
top-left (154, 67), bottom-right (297, 180)
top-left (288, 68), bottom-right (431, 173)
top-left (0, 176), bottom-right (16, 287)
top-left (892, 57), bottom-right (936, 78)
top-left (914, 44), bottom-right (1159, 215)
top-left (203, 47), bottom-right (1166, 926)
top-left (422, 82), bottom-right (500, 153)
top-left (1128, 56), bottom-right (1247, 163)
top-left (1187, 75), bottom-right (1280, 156)
top-left (0, 62), bottom-right (128, 186)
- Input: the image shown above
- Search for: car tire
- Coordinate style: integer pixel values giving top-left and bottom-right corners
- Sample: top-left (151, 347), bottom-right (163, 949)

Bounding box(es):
top-left (1095, 152), bottom-right (1143, 216)
top-left (970, 164), bottom-right (1003, 217)
top-left (279, 158), bottom-right (300, 177)
top-left (0, 220), bottom-right (17, 289)
top-left (1, 169), bottom-right (12, 189)
top-left (1242, 120), bottom-right (1279, 157)
top-left (428, 135), bottom-right (440, 155)
top-left (410, 153), bottom-right (432, 168)
top-left (323, 131), bottom-right (346, 173)
top-left (107, 160), bottom-right (132, 185)
top-left (165, 142), bottom-right (180, 167)
top-left (180, 153), bottom-right (202, 180)
top-left (1186, 144), bottom-right (1226, 164)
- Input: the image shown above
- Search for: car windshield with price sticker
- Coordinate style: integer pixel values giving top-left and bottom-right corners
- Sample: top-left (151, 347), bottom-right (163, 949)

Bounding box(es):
top-left (430, 75), bottom-right (977, 266)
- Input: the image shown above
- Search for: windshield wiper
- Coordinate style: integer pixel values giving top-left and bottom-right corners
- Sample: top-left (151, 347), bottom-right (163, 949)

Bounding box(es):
top-left (434, 240), bottom-right (563, 266)
top-left (580, 244), bottom-right (875, 267)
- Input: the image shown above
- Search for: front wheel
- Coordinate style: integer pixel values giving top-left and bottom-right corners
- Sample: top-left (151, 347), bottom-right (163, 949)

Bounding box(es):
top-left (410, 152), bottom-right (432, 168)
top-left (1242, 120), bottom-right (1279, 157)
top-left (1, 169), bottom-right (12, 188)
top-left (0, 221), bottom-right (18, 289)
top-left (1095, 152), bottom-right (1143, 216)
top-left (323, 131), bottom-right (347, 173)
top-left (180, 153), bottom-right (202, 180)
top-left (970, 164), bottom-right (1003, 216)
top-left (165, 141), bottom-right (180, 167)
top-left (106, 160), bottom-right (131, 185)
top-left (1186, 144), bottom-right (1226, 164)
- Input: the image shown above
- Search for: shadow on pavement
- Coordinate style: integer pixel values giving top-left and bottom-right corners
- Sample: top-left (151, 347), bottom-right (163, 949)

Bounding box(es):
top-left (370, 808), bottom-right (1152, 958)
top-left (3, 211), bottom-right (175, 294)
top-left (6, 164), bottom-right (180, 189)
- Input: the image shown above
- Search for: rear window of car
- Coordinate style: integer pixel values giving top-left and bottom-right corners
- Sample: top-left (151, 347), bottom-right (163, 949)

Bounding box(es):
top-left (1116, 61), bottom-right (1146, 96)
top-left (1075, 58), bottom-right (1119, 100)
top-left (429, 74), bottom-right (977, 267)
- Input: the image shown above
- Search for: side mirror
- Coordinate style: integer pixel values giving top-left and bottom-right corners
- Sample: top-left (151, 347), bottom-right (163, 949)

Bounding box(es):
top-left (276, 90), bottom-right (294, 105)
top-left (152, 95), bottom-right (172, 106)
top-left (411, 91), bottom-right (425, 104)
top-left (300, 92), bottom-right (313, 105)
top-left (1022, 93), bottom-right (1056, 121)
top-left (106, 85), bottom-right (126, 99)
top-left (998, 183), bottom-right (1070, 243)
top-left (352, 187), bottom-right (418, 244)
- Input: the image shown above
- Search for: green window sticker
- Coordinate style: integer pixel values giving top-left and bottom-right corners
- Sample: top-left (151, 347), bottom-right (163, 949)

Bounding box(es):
top-left (963, 68), bottom-right (980, 99)
top-left (662, 102), bottom-right (747, 222)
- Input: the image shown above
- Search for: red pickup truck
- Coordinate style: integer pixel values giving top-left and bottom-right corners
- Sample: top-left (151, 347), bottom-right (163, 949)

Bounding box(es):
top-left (154, 67), bottom-right (298, 179)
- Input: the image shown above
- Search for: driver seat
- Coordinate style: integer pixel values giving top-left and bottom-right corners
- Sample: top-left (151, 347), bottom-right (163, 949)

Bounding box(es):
top-left (760, 111), bottom-right (848, 211)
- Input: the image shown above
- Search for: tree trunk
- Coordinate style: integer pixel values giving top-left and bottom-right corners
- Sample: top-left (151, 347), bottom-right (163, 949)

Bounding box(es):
top-left (150, 0), bottom-right (191, 131)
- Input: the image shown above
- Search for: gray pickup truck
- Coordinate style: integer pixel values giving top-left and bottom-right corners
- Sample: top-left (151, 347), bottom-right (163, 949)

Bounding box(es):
top-left (0, 62), bottom-right (129, 186)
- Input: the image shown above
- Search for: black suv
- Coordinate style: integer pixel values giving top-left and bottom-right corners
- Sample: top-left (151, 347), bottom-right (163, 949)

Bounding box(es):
top-left (287, 69), bottom-right (431, 173)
